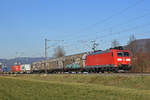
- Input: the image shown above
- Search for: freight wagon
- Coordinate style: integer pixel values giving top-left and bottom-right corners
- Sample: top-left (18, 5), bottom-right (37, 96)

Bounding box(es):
top-left (0, 63), bottom-right (2, 73)
top-left (11, 65), bottom-right (21, 73)
top-left (32, 46), bottom-right (132, 73)
top-left (0, 64), bottom-right (11, 73)
top-left (1, 67), bottom-right (11, 73)
top-left (21, 64), bottom-right (32, 73)
top-left (11, 64), bottom-right (32, 74)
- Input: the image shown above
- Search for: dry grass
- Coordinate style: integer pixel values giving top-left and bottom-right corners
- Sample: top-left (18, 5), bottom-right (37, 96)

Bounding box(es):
top-left (0, 74), bottom-right (150, 100)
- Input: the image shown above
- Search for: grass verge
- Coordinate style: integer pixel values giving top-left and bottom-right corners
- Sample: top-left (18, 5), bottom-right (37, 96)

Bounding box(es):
top-left (0, 74), bottom-right (150, 100)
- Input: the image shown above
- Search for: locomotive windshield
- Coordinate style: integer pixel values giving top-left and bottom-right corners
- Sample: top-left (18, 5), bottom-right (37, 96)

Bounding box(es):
top-left (117, 52), bottom-right (130, 57)
top-left (124, 52), bottom-right (130, 57)
top-left (117, 52), bottom-right (123, 57)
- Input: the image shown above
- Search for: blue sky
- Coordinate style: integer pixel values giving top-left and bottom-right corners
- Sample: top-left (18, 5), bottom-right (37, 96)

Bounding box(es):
top-left (0, 0), bottom-right (150, 59)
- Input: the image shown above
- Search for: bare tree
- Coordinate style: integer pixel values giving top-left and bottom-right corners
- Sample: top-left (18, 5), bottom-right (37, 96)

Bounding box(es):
top-left (111, 39), bottom-right (120, 48)
top-left (53, 46), bottom-right (66, 58)
top-left (127, 34), bottom-right (137, 57)
top-left (145, 39), bottom-right (150, 53)
top-left (129, 34), bottom-right (136, 43)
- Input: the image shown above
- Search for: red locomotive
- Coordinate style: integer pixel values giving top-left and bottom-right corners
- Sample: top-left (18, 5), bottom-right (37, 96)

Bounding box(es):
top-left (85, 46), bottom-right (131, 72)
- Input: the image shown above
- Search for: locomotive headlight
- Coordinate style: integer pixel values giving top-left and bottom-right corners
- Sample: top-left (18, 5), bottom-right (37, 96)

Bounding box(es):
top-left (126, 59), bottom-right (131, 61)
top-left (117, 58), bottom-right (122, 61)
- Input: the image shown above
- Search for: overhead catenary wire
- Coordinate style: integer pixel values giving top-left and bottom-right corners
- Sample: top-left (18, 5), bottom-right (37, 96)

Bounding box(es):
top-left (60, 11), bottom-right (150, 43)
top-left (61, 21), bottom-right (150, 44)
top-left (95, 22), bottom-right (150, 39)
top-left (54, 0), bottom-right (145, 41)
top-left (72, 0), bottom-right (145, 34)
top-left (62, 20), bottom-right (150, 44)
top-left (96, 12), bottom-right (150, 34)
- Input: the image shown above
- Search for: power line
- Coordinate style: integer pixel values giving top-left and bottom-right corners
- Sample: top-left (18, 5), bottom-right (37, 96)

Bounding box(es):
top-left (63, 22), bottom-right (150, 44)
top-left (96, 12), bottom-right (150, 34)
top-left (64, 21), bottom-right (150, 43)
top-left (75, 0), bottom-right (145, 33)
top-left (60, 12), bottom-right (150, 43)
top-left (54, 0), bottom-right (145, 42)
top-left (95, 22), bottom-right (150, 40)
top-left (62, 24), bottom-right (150, 54)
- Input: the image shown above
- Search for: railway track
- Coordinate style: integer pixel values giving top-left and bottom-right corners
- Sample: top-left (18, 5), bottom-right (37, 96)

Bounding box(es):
top-left (1, 72), bottom-right (150, 76)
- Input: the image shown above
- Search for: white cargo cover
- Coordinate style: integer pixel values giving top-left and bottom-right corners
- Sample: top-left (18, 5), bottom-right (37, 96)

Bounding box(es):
top-left (21, 64), bottom-right (31, 71)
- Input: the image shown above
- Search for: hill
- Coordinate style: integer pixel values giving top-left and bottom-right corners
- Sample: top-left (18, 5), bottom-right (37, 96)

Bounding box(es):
top-left (129, 38), bottom-right (150, 52)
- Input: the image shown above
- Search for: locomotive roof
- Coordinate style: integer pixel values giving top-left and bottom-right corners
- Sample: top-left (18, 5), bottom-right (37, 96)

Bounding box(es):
top-left (89, 46), bottom-right (126, 55)
top-left (88, 50), bottom-right (110, 55)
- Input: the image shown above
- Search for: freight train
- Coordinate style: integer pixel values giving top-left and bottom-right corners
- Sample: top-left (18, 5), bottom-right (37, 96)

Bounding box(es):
top-left (32, 46), bottom-right (132, 73)
top-left (0, 46), bottom-right (132, 74)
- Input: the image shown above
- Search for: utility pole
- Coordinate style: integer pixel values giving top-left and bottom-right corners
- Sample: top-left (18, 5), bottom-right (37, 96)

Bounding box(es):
top-left (91, 40), bottom-right (99, 52)
top-left (45, 39), bottom-right (48, 60)
top-left (44, 38), bottom-right (50, 74)
top-left (14, 52), bottom-right (24, 65)
top-left (44, 38), bottom-right (64, 74)
top-left (14, 52), bottom-right (18, 65)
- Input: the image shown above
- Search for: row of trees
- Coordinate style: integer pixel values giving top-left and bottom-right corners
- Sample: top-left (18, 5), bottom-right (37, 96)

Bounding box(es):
top-left (130, 39), bottom-right (150, 72)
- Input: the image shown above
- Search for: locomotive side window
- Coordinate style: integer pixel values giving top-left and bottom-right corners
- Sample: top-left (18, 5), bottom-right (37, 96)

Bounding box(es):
top-left (117, 52), bottom-right (123, 57)
top-left (124, 52), bottom-right (130, 57)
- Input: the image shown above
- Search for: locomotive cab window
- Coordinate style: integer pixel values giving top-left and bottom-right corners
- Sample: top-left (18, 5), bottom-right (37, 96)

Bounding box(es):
top-left (117, 52), bottom-right (123, 57)
top-left (117, 52), bottom-right (130, 57)
top-left (124, 52), bottom-right (130, 57)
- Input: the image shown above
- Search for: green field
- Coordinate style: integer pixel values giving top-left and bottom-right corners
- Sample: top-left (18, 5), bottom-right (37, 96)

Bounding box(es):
top-left (0, 74), bottom-right (150, 100)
